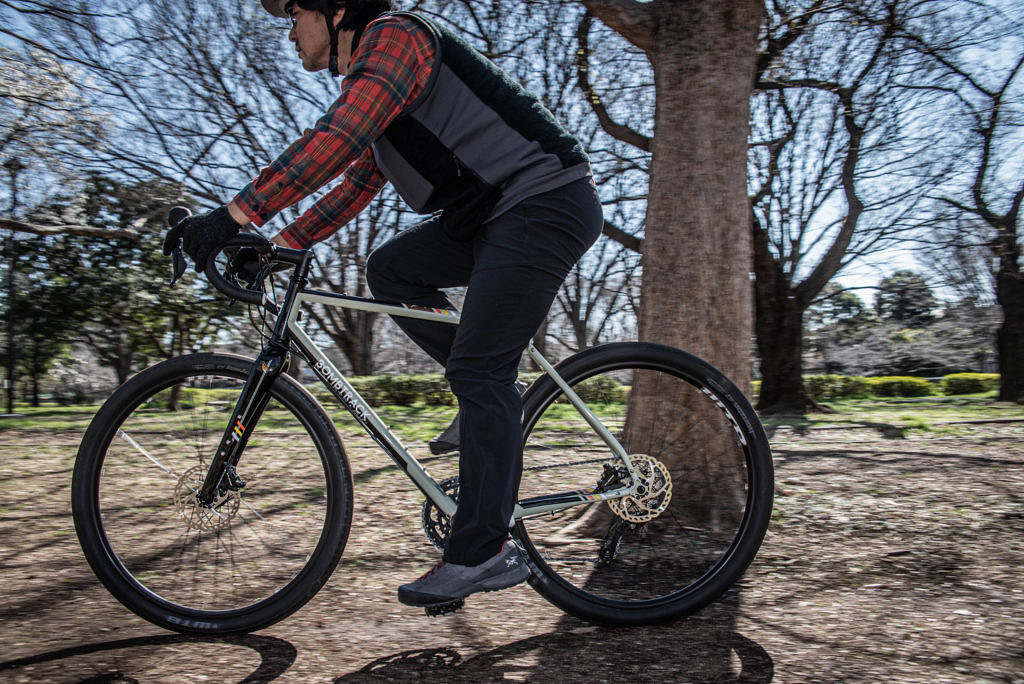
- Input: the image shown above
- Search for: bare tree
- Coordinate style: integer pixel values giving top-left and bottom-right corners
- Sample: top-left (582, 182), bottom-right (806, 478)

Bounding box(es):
top-left (907, 2), bottom-right (1024, 402)
top-left (2, 0), bottom-right (411, 372)
top-left (750, 0), bottom-right (959, 414)
top-left (549, 230), bottom-right (640, 352)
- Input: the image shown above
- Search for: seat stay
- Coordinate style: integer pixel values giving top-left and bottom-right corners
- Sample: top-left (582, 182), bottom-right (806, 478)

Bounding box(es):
top-left (525, 343), bottom-right (639, 484)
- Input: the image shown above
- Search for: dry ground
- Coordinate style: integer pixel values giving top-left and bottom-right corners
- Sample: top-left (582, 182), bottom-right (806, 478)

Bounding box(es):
top-left (1, 418), bottom-right (1022, 683)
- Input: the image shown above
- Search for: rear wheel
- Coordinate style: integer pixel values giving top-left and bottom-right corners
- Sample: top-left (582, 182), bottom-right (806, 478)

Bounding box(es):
top-left (72, 353), bottom-right (353, 634)
top-left (515, 342), bottom-right (773, 625)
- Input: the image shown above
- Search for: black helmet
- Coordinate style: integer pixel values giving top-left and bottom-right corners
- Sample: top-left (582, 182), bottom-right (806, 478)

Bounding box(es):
top-left (261, 0), bottom-right (394, 77)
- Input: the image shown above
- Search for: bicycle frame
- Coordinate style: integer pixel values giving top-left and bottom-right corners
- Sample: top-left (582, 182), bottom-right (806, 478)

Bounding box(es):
top-left (198, 249), bottom-right (640, 521)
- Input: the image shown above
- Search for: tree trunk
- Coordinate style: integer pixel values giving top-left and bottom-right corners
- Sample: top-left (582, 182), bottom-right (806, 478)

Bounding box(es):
top-left (752, 218), bottom-right (817, 414)
top-left (335, 312), bottom-right (376, 376)
top-left (530, 317), bottom-right (549, 372)
top-left (575, 0), bottom-right (761, 538)
top-left (637, 2), bottom-right (758, 389)
top-left (996, 268), bottom-right (1023, 403)
top-left (629, 2), bottom-right (760, 520)
top-left (5, 234), bottom-right (15, 414)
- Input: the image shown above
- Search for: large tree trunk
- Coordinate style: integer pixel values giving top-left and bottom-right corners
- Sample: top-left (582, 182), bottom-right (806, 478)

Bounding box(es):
top-left (580, 0), bottom-right (761, 540)
top-left (629, 2), bottom-right (761, 522)
top-left (637, 3), bottom-right (759, 389)
top-left (996, 268), bottom-right (1023, 403)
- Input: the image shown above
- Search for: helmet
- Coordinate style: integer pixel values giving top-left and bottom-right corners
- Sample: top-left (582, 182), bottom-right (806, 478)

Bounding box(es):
top-left (260, 0), bottom-right (392, 77)
top-left (260, 0), bottom-right (290, 18)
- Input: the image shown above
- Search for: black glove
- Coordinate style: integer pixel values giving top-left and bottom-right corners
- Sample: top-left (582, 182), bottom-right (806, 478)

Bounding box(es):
top-left (162, 206), bottom-right (241, 273)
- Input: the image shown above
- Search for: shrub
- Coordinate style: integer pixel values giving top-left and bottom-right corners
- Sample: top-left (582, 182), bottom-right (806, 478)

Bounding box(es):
top-left (804, 375), bottom-right (871, 400)
top-left (348, 375), bottom-right (456, 407)
top-left (319, 371), bottom-right (632, 407)
top-left (942, 373), bottom-right (1000, 396)
top-left (347, 376), bottom-right (387, 406)
top-left (555, 375), bottom-right (628, 404)
top-left (867, 376), bottom-right (936, 397)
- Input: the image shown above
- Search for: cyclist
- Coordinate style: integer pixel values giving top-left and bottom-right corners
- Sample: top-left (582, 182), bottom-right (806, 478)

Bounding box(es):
top-left (163, 0), bottom-right (602, 610)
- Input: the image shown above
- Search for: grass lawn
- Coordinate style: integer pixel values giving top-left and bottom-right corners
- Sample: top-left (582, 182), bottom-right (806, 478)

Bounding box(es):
top-left (761, 393), bottom-right (1024, 435)
top-left (3, 391), bottom-right (1021, 440)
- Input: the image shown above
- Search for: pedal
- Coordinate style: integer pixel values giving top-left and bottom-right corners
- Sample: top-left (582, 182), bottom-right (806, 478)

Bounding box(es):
top-left (424, 599), bottom-right (464, 617)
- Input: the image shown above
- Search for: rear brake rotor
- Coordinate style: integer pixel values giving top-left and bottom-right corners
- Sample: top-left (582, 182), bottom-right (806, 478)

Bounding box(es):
top-left (607, 454), bottom-right (672, 523)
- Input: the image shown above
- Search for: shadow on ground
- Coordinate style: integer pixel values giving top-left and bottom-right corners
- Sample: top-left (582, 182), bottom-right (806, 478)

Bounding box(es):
top-left (0, 633), bottom-right (297, 683)
top-left (0, 590), bottom-right (773, 683)
top-left (334, 598), bottom-right (773, 683)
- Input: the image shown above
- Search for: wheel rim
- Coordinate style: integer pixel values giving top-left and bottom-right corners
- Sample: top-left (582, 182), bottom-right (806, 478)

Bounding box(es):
top-left (517, 358), bottom-right (762, 608)
top-left (93, 369), bottom-right (334, 614)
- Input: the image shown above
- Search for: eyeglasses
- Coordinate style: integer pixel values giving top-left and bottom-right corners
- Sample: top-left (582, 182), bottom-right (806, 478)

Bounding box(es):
top-left (284, 0), bottom-right (298, 27)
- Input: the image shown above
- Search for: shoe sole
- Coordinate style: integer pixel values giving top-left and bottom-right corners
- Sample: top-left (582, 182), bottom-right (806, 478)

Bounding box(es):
top-left (398, 565), bottom-right (531, 608)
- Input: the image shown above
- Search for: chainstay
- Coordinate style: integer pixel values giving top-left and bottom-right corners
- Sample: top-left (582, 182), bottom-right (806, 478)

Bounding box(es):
top-left (523, 455), bottom-right (612, 473)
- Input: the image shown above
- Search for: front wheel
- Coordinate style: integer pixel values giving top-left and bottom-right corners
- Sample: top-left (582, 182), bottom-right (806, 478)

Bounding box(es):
top-left (515, 342), bottom-right (773, 625)
top-left (72, 353), bottom-right (353, 634)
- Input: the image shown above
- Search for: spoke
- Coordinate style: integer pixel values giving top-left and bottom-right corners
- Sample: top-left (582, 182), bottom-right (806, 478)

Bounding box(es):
top-left (238, 496), bottom-right (266, 521)
top-left (117, 429), bottom-right (179, 479)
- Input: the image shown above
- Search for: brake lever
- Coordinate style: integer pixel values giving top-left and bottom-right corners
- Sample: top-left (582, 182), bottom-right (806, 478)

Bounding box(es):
top-left (169, 246), bottom-right (188, 287)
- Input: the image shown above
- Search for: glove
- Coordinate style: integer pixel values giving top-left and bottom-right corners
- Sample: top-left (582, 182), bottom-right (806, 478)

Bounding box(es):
top-left (162, 206), bottom-right (241, 273)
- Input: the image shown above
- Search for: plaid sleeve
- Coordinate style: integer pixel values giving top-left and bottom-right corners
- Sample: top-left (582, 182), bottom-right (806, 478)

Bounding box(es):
top-left (233, 15), bottom-right (435, 237)
top-left (275, 147), bottom-right (386, 248)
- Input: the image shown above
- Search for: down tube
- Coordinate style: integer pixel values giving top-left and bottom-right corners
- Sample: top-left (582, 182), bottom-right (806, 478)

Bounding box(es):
top-left (285, 310), bottom-right (458, 517)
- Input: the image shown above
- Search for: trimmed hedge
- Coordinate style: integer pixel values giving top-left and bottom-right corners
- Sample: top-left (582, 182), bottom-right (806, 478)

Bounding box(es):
top-left (312, 370), bottom-right (999, 407)
top-left (867, 376), bottom-right (936, 398)
top-left (942, 373), bottom-right (1000, 396)
top-left (316, 374), bottom-right (457, 407)
top-left (554, 375), bottom-right (629, 404)
top-left (310, 372), bottom-right (630, 407)
top-left (804, 375), bottom-right (871, 400)
top-left (799, 373), bottom-right (1002, 399)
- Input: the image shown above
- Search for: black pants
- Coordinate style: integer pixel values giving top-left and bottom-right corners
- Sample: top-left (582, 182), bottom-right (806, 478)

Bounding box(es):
top-left (366, 177), bottom-right (603, 565)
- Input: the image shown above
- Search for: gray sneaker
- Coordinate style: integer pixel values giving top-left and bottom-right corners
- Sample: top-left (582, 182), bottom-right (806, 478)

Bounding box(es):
top-left (428, 415), bottom-right (460, 455)
top-left (398, 540), bottom-right (531, 607)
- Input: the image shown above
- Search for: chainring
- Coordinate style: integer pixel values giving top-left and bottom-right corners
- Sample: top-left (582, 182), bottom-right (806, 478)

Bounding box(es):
top-left (607, 454), bottom-right (672, 523)
top-left (421, 476), bottom-right (460, 551)
top-left (174, 464), bottom-right (240, 531)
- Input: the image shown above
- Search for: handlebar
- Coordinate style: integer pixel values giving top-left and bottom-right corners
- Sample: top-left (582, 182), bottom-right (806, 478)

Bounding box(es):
top-left (206, 233), bottom-right (276, 307)
top-left (168, 206), bottom-right (305, 310)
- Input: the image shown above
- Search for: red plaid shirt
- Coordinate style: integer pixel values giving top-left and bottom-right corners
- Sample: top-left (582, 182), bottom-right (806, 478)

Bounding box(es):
top-left (232, 15), bottom-right (435, 248)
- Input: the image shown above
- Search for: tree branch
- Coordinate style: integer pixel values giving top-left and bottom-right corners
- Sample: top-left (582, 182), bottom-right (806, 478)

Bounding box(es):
top-left (601, 218), bottom-right (642, 253)
top-left (576, 11), bottom-right (652, 152)
top-left (757, 0), bottom-right (829, 80)
top-left (580, 0), bottom-right (655, 51)
top-left (0, 218), bottom-right (137, 238)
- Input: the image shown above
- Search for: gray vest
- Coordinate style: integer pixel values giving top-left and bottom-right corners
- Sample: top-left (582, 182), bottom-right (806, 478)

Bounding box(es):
top-left (370, 12), bottom-right (591, 240)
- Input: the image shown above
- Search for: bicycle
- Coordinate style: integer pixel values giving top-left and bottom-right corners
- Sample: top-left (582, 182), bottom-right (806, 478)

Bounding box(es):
top-left (71, 208), bottom-right (774, 635)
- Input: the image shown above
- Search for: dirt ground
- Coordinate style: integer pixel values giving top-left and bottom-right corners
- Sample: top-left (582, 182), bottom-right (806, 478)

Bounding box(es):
top-left (1, 419), bottom-right (1022, 683)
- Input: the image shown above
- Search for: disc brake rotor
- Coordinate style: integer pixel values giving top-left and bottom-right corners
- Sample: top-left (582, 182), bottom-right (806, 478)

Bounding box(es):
top-left (174, 464), bottom-right (240, 531)
top-left (607, 454), bottom-right (672, 523)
